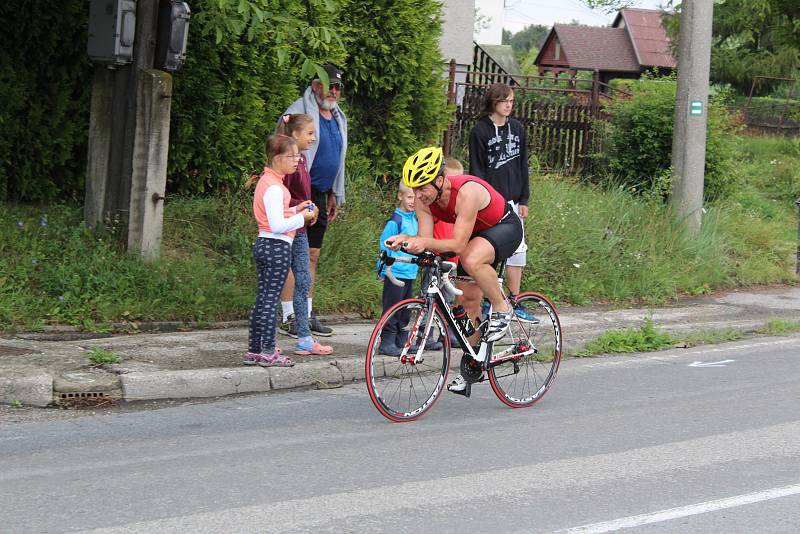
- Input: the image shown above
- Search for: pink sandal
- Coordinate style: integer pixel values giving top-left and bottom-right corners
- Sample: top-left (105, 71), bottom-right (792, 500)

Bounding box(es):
top-left (243, 347), bottom-right (283, 366)
top-left (257, 353), bottom-right (295, 367)
top-left (294, 341), bottom-right (334, 356)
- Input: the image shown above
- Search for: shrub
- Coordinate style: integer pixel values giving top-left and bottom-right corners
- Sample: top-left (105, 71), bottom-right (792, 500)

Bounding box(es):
top-left (597, 76), bottom-right (742, 200)
top-left (340, 0), bottom-right (451, 176)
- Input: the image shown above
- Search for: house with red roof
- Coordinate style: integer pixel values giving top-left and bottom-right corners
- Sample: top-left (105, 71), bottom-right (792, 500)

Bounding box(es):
top-left (534, 8), bottom-right (676, 86)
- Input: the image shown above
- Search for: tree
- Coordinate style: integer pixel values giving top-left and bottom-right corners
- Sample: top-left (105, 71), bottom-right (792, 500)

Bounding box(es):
top-left (167, 0), bottom-right (347, 193)
top-left (710, 0), bottom-right (800, 93)
top-left (581, 0), bottom-right (639, 12)
top-left (340, 0), bottom-right (450, 175)
top-left (502, 24), bottom-right (550, 55)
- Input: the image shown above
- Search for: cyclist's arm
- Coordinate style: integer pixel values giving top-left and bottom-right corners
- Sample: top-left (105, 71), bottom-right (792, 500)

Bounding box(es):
top-left (388, 183), bottom-right (486, 255)
top-left (386, 202), bottom-right (432, 253)
top-left (416, 200), bottom-right (434, 239)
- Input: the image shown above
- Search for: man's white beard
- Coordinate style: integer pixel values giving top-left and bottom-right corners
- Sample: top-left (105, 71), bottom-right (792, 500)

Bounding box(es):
top-left (319, 99), bottom-right (334, 111)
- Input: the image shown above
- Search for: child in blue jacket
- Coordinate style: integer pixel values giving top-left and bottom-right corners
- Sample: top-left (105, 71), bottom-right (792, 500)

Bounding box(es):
top-left (377, 183), bottom-right (420, 356)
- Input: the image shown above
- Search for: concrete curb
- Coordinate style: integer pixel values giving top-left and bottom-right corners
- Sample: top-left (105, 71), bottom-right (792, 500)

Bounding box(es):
top-left (0, 374), bottom-right (54, 407)
top-left (119, 361), bottom-right (348, 401)
top-left (121, 368), bottom-right (272, 401)
top-left (5, 287), bottom-right (800, 407)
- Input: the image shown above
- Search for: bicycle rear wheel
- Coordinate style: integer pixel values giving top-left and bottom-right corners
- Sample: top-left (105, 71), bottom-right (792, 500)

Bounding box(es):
top-left (365, 298), bottom-right (450, 422)
top-left (487, 292), bottom-right (562, 408)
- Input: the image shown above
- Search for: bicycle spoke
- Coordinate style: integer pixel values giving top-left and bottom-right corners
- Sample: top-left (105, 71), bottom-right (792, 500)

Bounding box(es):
top-left (488, 293), bottom-right (562, 408)
top-left (366, 299), bottom-right (450, 422)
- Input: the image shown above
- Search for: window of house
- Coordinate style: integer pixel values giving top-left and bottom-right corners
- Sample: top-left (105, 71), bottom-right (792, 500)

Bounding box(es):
top-left (555, 42), bottom-right (561, 60)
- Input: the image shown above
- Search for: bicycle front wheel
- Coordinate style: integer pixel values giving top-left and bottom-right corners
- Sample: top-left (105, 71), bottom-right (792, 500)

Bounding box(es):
top-left (365, 298), bottom-right (450, 422)
top-left (487, 292), bottom-right (562, 408)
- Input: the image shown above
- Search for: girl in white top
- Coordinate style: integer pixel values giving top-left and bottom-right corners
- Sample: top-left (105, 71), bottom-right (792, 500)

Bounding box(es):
top-left (244, 135), bottom-right (316, 367)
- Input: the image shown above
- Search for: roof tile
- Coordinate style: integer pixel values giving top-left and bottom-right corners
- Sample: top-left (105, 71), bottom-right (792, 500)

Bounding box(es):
top-left (616, 8), bottom-right (676, 68)
top-left (550, 25), bottom-right (640, 72)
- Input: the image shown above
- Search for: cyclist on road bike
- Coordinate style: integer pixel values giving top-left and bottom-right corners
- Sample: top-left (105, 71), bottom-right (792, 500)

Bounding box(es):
top-left (385, 147), bottom-right (523, 393)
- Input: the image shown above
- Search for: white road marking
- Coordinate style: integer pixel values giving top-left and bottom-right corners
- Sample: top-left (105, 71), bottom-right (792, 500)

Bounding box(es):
top-left (688, 359), bottom-right (735, 367)
top-left (81, 421), bottom-right (800, 533)
top-left (563, 483), bottom-right (800, 533)
top-left (572, 337), bottom-right (800, 372)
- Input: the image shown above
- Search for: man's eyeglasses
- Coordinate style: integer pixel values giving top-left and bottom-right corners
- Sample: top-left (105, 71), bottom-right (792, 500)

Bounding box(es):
top-left (328, 82), bottom-right (343, 92)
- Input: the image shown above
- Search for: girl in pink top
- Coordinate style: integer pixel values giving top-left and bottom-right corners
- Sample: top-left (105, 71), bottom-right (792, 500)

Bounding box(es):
top-left (244, 135), bottom-right (316, 367)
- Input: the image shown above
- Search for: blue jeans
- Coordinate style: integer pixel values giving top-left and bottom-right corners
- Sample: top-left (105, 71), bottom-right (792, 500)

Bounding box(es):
top-left (290, 232), bottom-right (312, 339)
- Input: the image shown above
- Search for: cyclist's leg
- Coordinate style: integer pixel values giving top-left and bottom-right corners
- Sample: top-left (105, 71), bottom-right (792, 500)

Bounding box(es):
top-left (449, 245), bottom-right (497, 396)
top-left (459, 237), bottom-right (508, 313)
top-left (467, 215), bottom-right (523, 341)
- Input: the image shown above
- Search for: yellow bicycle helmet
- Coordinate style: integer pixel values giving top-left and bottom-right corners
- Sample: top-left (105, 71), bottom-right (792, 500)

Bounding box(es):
top-left (402, 147), bottom-right (444, 188)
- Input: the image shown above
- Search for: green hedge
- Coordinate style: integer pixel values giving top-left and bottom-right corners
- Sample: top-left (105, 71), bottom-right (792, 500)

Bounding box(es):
top-left (0, 1), bottom-right (93, 202)
top-left (1, 0), bottom-right (450, 201)
top-left (341, 0), bottom-right (450, 175)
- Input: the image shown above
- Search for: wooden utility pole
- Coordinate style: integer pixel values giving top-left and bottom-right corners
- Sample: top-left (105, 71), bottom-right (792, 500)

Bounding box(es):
top-left (669, 0), bottom-right (714, 235)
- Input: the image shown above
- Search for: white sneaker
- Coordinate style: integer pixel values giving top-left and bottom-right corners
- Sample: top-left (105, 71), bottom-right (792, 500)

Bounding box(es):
top-left (447, 374), bottom-right (467, 393)
top-left (485, 311), bottom-right (512, 342)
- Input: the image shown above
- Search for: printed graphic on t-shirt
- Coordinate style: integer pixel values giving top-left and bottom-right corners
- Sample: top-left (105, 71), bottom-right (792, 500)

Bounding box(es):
top-left (487, 130), bottom-right (521, 170)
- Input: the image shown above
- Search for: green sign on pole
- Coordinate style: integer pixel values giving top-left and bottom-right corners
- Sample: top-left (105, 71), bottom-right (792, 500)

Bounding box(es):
top-left (689, 100), bottom-right (704, 116)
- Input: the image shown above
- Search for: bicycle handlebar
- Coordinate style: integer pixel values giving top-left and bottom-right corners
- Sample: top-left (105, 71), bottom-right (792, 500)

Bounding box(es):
top-left (379, 248), bottom-right (463, 298)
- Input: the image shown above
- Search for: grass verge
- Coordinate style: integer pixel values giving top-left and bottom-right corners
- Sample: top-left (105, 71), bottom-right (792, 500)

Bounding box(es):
top-left (0, 135), bottom-right (796, 330)
top-left (575, 317), bottom-right (800, 357)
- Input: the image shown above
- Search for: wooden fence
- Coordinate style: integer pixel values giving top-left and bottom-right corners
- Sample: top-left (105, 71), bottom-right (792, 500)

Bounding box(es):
top-left (444, 53), bottom-right (626, 172)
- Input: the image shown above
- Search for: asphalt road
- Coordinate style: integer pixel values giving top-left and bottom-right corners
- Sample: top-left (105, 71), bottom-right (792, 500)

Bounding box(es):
top-left (2, 334), bottom-right (800, 533)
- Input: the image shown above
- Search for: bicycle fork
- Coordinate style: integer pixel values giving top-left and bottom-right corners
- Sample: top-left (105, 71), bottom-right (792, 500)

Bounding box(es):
top-left (399, 298), bottom-right (437, 365)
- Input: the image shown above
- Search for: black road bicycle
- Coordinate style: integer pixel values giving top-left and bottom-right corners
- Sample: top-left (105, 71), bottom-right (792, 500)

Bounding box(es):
top-left (366, 250), bottom-right (562, 422)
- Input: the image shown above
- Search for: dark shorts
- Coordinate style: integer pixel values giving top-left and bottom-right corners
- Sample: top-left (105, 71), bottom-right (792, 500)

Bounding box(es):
top-left (457, 204), bottom-right (523, 276)
top-left (307, 188), bottom-right (329, 249)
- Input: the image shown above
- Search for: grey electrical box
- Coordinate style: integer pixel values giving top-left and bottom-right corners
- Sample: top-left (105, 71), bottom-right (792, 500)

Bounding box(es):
top-left (155, 1), bottom-right (190, 72)
top-left (87, 0), bottom-right (137, 65)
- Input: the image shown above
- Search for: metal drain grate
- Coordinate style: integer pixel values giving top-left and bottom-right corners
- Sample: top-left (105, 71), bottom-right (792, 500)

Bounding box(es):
top-left (0, 345), bottom-right (38, 357)
top-left (57, 391), bottom-right (116, 408)
top-left (59, 391), bottom-right (111, 400)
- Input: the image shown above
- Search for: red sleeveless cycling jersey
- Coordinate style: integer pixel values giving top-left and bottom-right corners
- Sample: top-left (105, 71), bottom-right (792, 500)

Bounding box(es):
top-left (429, 175), bottom-right (507, 234)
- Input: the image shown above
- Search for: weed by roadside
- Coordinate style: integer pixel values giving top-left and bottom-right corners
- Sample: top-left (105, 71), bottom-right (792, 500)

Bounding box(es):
top-left (86, 348), bottom-right (121, 366)
top-left (575, 317), bottom-right (674, 356)
top-left (675, 328), bottom-right (746, 348)
top-left (575, 317), bottom-right (800, 357)
top-left (757, 319), bottom-right (800, 335)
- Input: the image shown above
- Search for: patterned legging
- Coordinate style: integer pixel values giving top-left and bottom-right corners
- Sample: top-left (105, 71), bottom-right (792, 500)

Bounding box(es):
top-left (248, 237), bottom-right (291, 354)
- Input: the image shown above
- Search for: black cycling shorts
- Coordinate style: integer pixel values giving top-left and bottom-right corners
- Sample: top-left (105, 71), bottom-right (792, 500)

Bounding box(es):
top-left (457, 204), bottom-right (523, 275)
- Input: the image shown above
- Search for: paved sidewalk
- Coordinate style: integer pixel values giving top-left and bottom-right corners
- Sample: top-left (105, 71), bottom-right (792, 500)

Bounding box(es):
top-left (1, 287), bottom-right (798, 407)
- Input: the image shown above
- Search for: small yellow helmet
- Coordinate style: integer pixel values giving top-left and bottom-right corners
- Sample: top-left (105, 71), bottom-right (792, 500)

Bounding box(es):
top-left (402, 147), bottom-right (444, 188)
